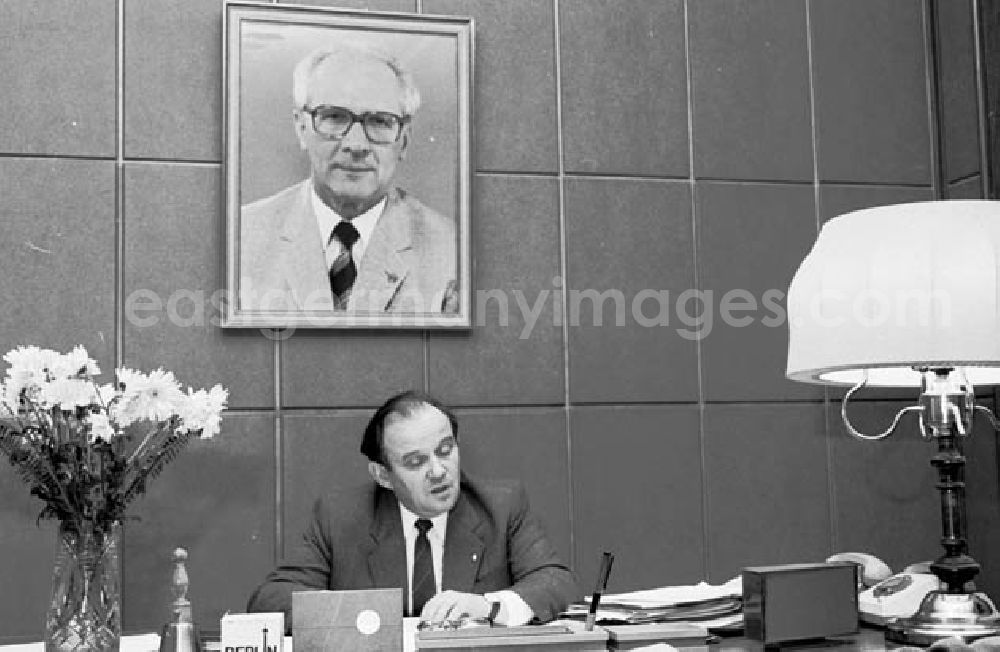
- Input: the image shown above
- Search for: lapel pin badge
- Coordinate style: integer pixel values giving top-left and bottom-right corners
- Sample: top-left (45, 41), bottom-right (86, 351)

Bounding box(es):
top-left (386, 272), bottom-right (399, 284)
top-left (471, 553), bottom-right (478, 563)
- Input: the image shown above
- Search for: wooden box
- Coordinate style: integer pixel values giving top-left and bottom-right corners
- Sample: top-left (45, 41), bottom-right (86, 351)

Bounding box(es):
top-left (743, 562), bottom-right (858, 645)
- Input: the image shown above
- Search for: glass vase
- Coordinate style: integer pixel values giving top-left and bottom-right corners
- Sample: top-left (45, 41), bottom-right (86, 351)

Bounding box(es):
top-left (45, 520), bottom-right (122, 652)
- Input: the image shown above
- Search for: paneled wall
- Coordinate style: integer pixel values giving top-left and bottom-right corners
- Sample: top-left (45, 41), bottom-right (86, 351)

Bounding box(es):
top-left (1, 0), bottom-right (996, 639)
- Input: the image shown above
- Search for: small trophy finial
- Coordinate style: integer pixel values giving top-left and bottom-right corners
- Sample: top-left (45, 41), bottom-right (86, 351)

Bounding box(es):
top-left (171, 547), bottom-right (191, 613)
top-left (160, 547), bottom-right (202, 652)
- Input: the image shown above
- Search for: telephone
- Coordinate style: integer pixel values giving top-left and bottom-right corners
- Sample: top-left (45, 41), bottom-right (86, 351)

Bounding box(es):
top-left (857, 572), bottom-right (943, 625)
top-left (825, 552), bottom-right (893, 588)
top-left (825, 552), bottom-right (941, 626)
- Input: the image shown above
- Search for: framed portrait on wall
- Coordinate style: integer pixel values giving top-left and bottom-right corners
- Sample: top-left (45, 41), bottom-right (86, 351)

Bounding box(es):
top-left (222, 1), bottom-right (473, 329)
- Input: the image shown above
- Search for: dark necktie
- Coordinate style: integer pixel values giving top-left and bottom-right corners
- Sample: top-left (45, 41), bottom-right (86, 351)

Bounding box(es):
top-left (412, 518), bottom-right (435, 617)
top-left (328, 221), bottom-right (360, 306)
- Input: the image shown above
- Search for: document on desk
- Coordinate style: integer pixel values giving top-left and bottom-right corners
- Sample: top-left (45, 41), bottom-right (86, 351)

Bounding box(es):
top-left (561, 577), bottom-right (743, 625)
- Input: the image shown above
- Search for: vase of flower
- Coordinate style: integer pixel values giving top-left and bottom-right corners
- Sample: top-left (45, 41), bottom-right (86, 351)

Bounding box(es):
top-left (45, 520), bottom-right (122, 652)
top-left (0, 345), bottom-right (227, 647)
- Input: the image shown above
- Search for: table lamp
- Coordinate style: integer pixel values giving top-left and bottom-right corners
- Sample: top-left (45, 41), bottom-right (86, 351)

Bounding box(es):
top-left (785, 200), bottom-right (1000, 645)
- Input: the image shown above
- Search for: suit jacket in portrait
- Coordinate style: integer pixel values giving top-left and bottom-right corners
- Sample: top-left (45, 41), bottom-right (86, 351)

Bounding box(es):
top-left (246, 474), bottom-right (579, 629)
top-left (240, 181), bottom-right (458, 313)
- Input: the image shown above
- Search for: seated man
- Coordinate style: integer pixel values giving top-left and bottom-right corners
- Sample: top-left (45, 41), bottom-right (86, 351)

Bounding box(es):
top-left (247, 390), bottom-right (579, 629)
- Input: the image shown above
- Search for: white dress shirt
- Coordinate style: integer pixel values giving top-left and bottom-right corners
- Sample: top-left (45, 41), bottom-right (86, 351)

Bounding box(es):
top-left (397, 503), bottom-right (533, 625)
top-left (311, 189), bottom-right (385, 268)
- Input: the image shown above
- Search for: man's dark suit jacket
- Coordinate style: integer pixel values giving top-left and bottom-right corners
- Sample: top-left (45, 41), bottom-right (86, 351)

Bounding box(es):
top-left (247, 474), bottom-right (579, 629)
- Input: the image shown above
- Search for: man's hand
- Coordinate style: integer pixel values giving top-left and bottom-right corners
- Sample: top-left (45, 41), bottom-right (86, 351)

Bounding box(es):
top-left (418, 591), bottom-right (490, 624)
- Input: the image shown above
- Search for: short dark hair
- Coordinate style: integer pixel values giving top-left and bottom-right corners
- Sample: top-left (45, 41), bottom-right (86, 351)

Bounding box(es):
top-left (360, 390), bottom-right (458, 466)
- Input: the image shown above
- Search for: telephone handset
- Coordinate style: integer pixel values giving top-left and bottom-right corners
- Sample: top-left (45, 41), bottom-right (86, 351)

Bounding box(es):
top-left (825, 552), bottom-right (940, 625)
top-left (825, 552), bottom-right (893, 588)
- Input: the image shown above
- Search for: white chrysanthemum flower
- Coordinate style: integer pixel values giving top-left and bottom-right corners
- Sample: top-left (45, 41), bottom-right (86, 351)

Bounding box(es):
top-left (113, 368), bottom-right (142, 426)
top-left (4, 346), bottom-right (59, 406)
top-left (176, 384), bottom-right (229, 438)
top-left (39, 378), bottom-right (96, 410)
top-left (52, 346), bottom-right (101, 379)
top-left (116, 367), bottom-right (184, 424)
top-left (94, 383), bottom-right (118, 407)
top-left (4, 346), bottom-right (60, 377)
top-left (115, 367), bottom-right (142, 389)
top-left (85, 412), bottom-right (116, 443)
top-left (4, 372), bottom-right (41, 409)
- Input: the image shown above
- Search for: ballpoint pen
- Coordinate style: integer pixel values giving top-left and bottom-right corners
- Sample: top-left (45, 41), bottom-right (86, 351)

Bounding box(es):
top-left (585, 552), bottom-right (615, 632)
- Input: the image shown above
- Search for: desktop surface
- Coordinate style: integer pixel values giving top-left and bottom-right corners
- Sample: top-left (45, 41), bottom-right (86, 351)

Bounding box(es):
top-left (0, 624), bottom-right (913, 652)
top-left (710, 625), bottom-right (900, 650)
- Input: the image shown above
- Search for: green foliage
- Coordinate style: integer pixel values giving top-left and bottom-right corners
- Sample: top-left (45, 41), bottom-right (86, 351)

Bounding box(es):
top-left (0, 413), bottom-right (195, 537)
top-left (0, 345), bottom-right (227, 537)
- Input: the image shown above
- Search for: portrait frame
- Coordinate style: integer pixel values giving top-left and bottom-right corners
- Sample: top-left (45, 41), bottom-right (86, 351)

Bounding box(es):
top-left (222, 1), bottom-right (473, 329)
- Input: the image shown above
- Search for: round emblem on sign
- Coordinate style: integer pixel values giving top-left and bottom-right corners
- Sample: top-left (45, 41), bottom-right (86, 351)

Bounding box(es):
top-left (356, 609), bottom-right (381, 635)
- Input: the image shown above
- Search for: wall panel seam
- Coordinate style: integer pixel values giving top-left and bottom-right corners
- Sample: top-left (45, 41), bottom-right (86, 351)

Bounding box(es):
top-left (552, 0), bottom-right (574, 571)
top-left (804, 0), bottom-right (839, 556)
top-left (274, 337), bottom-right (283, 561)
top-left (115, 0), bottom-right (125, 371)
top-left (972, 0), bottom-right (992, 196)
top-left (681, 0), bottom-right (709, 581)
top-left (924, 0), bottom-right (945, 198)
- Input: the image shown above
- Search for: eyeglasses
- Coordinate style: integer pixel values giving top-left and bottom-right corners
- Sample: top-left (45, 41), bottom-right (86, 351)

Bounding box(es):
top-left (301, 105), bottom-right (409, 145)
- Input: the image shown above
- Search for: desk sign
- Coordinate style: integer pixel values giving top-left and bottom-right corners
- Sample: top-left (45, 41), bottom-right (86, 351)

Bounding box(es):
top-left (221, 612), bottom-right (285, 652)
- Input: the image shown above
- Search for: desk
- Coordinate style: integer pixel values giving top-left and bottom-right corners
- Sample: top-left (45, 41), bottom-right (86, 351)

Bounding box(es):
top-left (0, 624), bottom-right (904, 651)
top-left (709, 626), bottom-right (898, 651)
top-left (0, 620), bottom-right (422, 652)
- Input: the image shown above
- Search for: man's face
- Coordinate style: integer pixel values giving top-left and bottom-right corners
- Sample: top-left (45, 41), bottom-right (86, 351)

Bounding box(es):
top-left (371, 405), bottom-right (460, 518)
top-left (294, 55), bottom-right (409, 217)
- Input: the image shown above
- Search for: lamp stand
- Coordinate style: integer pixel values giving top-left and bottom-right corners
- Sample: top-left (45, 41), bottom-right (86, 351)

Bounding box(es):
top-left (884, 369), bottom-right (1000, 645)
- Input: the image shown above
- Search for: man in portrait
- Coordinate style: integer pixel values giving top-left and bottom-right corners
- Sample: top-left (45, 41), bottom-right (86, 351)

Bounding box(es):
top-left (239, 45), bottom-right (459, 314)
top-left (247, 391), bottom-right (579, 630)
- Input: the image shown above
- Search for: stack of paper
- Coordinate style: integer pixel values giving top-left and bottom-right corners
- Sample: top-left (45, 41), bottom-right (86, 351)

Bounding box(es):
top-left (561, 578), bottom-right (743, 626)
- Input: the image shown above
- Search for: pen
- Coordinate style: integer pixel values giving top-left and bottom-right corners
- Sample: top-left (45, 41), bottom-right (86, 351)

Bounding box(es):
top-left (585, 551), bottom-right (614, 631)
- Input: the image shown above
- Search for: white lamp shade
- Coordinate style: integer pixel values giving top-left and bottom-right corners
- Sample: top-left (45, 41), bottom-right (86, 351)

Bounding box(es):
top-left (786, 201), bottom-right (1000, 387)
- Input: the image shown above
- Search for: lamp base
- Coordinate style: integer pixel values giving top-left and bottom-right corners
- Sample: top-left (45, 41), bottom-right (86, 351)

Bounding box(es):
top-left (885, 591), bottom-right (1000, 646)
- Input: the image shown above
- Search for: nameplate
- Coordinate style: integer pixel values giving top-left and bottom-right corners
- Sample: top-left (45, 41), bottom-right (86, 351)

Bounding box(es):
top-left (221, 612), bottom-right (285, 652)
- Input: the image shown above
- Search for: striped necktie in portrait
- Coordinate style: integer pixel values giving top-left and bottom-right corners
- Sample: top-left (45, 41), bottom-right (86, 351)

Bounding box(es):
top-left (328, 221), bottom-right (360, 308)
